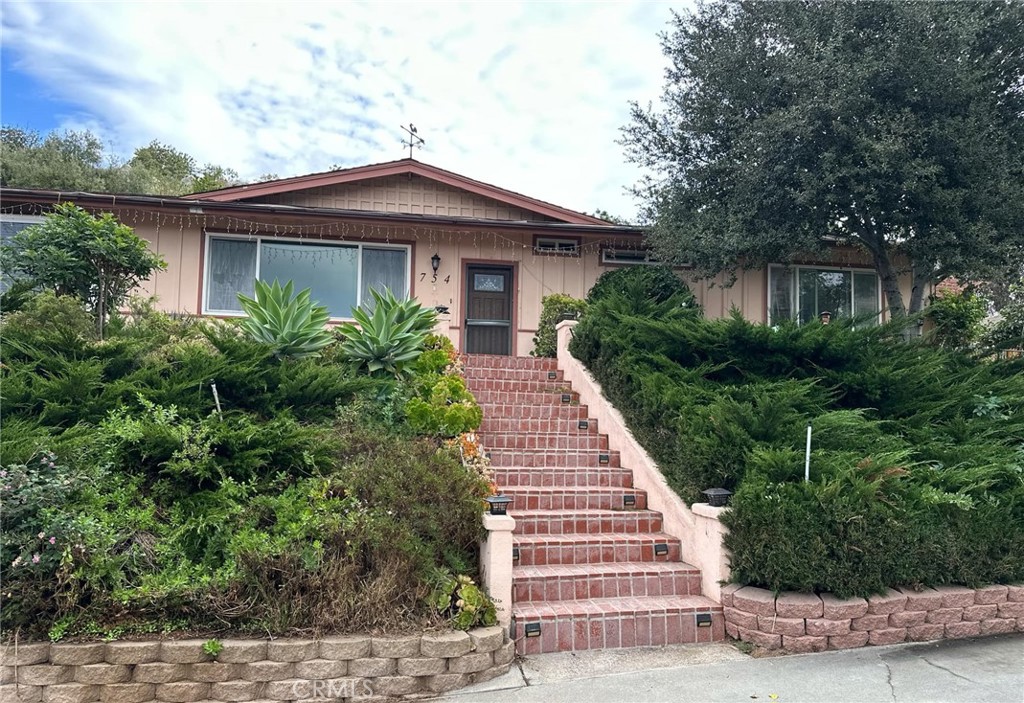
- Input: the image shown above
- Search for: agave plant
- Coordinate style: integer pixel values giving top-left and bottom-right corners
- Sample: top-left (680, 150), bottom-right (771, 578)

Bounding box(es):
top-left (236, 279), bottom-right (334, 358)
top-left (337, 287), bottom-right (437, 376)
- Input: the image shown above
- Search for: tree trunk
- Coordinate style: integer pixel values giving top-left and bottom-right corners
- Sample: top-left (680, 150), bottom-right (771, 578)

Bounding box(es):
top-left (872, 250), bottom-right (907, 318)
top-left (907, 266), bottom-right (932, 315)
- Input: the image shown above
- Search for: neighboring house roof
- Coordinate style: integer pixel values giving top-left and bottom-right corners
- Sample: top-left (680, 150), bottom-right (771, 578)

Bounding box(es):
top-left (183, 158), bottom-right (611, 226)
top-left (0, 188), bottom-right (641, 237)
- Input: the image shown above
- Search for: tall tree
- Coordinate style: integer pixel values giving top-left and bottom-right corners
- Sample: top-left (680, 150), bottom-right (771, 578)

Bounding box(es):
top-left (624, 1), bottom-right (1024, 316)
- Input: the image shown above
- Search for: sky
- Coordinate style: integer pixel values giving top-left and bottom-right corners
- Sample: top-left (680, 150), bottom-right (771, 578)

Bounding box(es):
top-left (0, 1), bottom-right (687, 219)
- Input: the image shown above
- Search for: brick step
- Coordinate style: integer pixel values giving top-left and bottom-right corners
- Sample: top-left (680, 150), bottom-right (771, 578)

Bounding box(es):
top-left (513, 562), bottom-right (703, 602)
top-left (493, 467), bottom-right (634, 488)
top-left (513, 533), bottom-right (680, 566)
top-left (466, 379), bottom-right (573, 393)
top-left (487, 449), bottom-right (620, 468)
top-left (512, 595), bottom-right (725, 654)
top-left (479, 417), bottom-right (599, 434)
top-left (464, 367), bottom-right (565, 382)
top-left (489, 466), bottom-right (626, 489)
top-left (480, 433), bottom-right (609, 451)
top-left (475, 404), bottom-right (590, 421)
top-left (511, 509), bottom-right (662, 535)
top-left (503, 486), bottom-right (647, 511)
top-left (472, 390), bottom-right (580, 406)
top-left (462, 354), bottom-right (559, 370)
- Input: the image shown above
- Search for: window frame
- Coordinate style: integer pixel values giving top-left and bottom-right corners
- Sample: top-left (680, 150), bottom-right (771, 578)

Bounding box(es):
top-left (1, 215), bottom-right (47, 291)
top-left (533, 235), bottom-right (581, 256)
top-left (600, 247), bottom-right (663, 266)
top-left (201, 232), bottom-right (411, 320)
top-left (767, 263), bottom-right (883, 325)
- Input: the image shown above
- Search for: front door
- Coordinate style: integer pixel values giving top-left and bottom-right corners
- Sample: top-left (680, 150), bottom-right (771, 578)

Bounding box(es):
top-left (465, 265), bottom-right (513, 355)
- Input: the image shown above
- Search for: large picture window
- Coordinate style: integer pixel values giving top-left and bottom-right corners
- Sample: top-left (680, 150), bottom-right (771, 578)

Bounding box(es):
top-left (769, 265), bottom-right (880, 325)
top-left (203, 234), bottom-right (409, 318)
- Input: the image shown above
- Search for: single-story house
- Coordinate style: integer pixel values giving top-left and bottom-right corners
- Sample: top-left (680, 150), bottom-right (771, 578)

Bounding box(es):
top-left (1, 158), bottom-right (922, 355)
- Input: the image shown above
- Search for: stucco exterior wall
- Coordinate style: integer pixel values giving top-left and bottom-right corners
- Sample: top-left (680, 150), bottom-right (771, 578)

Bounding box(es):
top-left (248, 175), bottom-right (560, 223)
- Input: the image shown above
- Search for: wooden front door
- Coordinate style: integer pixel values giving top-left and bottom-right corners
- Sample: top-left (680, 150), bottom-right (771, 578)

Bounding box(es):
top-left (465, 265), bottom-right (513, 355)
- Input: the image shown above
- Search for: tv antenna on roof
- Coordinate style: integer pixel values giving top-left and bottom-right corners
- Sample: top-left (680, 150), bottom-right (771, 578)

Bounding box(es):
top-left (400, 123), bottom-right (425, 159)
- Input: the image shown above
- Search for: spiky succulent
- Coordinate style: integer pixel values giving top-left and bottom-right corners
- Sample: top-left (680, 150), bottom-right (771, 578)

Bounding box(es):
top-left (236, 279), bottom-right (333, 358)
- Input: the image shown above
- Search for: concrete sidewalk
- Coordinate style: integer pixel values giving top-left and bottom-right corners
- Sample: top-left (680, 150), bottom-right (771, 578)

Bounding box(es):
top-left (439, 634), bottom-right (1024, 703)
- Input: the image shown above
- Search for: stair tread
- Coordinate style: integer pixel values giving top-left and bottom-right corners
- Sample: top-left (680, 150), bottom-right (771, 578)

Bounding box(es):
top-left (513, 594), bottom-right (721, 618)
top-left (511, 508), bottom-right (659, 517)
top-left (514, 561), bottom-right (700, 578)
top-left (514, 532), bottom-right (677, 544)
top-left (504, 486), bottom-right (642, 494)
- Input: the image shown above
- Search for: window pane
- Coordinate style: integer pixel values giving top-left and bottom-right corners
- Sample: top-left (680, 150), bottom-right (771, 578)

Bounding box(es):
top-left (260, 241), bottom-right (358, 317)
top-left (768, 267), bottom-right (794, 323)
top-left (854, 273), bottom-right (879, 323)
top-left (361, 247), bottom-right (407, 309)
top-left (798, 269), bottom-right (851, 323)
top-left (207, 238), bottom-right (256, 312)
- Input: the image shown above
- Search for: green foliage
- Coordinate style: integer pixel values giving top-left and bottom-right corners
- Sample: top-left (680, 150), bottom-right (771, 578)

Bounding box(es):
top-left (586, 265), bottom-right (696, 308)
top-left (982, 281), bottom-right (1024, 353)
top-left (1, 127), bottom-right (242, 195)
top-left (236, 279), bottom-right (333, 358)
top-left (428, 571), bottom-right (498, 630)
top-left (0, 296), bottom-right (492, 638)
top-left (202, 639), bottom-right (223, 657)
top-left (406, 376), bottom-right (483, 437)
top-left (570, 293), bottom-right (1024, 596)
top-left (926, 289), bottom-right (987, 349)
top-left (0, 203), bottom-right (166, 338)
top-left (531, 294), bottom-right (587, 358)
top-left (338, 288), bottom-right (437, 377)
top-left (624, 2), bottom-right (1024, 315)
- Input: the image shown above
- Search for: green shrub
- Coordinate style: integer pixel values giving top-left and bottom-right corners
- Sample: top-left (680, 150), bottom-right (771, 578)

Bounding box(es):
top-left (236, 279), bottom-right (333, 358)
top-left (925, 289), bottom-right (987, 349)
top-left (429, 571), bottom-right (498, 630)
top-left (406, 375), bottom-right (482, 437)
top-left (586, 264), bottom-right (696, 306)
top-left (531, 294), bottom-right (587, 357)
top-left (569, 293), bottom-right (1024, 596)
top-left (338, 288), bottom-right (437, 377)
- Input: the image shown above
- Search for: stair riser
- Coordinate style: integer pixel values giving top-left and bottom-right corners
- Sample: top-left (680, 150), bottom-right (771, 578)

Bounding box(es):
top-left (475, 404), bottom-right (590, 421)
top-left (480, 418), bottom-right (599, 434)
top-left (504, 491), bottom-right (647, 511)
top-left (481, 434), bottom-right (609, 451)
top-left (488, 451), bottom-right (620, 468)
top-left (514, 541), bottom-right (680, 566)
top-left (472, 391), bottom-right (580, 406)
top-left (514, 611), bottom-right (725, 654)
top-left (514, 572), bottom-right (701, 602)
top-left (494, 469), bottom-right (633, 488)
top-left (513, 513), bottom-right (663, 535)
top-left (462, 355), bottom-right (558, 371)
top-left (464, 368), bottom-right (564, 382)
top-left (466, 379), bottom-right (573, 393)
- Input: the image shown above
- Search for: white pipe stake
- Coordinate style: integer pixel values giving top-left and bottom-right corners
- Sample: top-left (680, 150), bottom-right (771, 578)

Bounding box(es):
top-left (212, 383), bottom-right (223, 419)
top-left (804, 423), bottom-right (812, 482)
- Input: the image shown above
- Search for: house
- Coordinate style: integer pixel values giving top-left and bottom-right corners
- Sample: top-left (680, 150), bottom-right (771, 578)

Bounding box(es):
top-left (0, 158), bottom-right (921, 353)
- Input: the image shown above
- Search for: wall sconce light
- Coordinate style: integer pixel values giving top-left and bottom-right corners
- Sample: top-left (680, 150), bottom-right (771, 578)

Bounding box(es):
top-left (431, 252), bottom-right (441, 282)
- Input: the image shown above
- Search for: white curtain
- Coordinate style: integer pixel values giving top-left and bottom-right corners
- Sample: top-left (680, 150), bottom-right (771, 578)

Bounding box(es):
top-left (207, 238), bottom-right (256, 312)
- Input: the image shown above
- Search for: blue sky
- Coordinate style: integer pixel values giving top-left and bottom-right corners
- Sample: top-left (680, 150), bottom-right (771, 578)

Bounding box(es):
top-left (1, 1), bottom-right (685, 217)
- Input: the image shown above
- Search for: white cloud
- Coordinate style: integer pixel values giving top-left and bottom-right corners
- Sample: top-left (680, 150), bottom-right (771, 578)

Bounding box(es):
top-left (1, 1), bottom-right (686, 218)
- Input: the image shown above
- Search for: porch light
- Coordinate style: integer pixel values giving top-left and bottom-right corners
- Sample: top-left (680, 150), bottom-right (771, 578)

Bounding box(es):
top-left (431, 252), bottom-right (441, 273)
top-left (701, 487), bottom-right (733, 507)
top-left (485, 493), bottom-right (513, 516)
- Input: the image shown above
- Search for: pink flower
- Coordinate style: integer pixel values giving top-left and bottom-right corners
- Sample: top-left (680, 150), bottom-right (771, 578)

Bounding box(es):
top-left (31, 554), bottom-right (40, 564)
top-left (48, 537), bottom-right (56, 545)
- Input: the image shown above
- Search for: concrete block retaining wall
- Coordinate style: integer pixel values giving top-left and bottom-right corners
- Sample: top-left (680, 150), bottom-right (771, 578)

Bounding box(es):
top-left (722, 583), bottom-right (1024, 653)
top-left (0, 628), bottom-right (513, 702)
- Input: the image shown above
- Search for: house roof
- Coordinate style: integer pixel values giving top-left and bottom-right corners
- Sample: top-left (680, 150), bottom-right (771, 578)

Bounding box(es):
top-left (183, 158), bottom-right (611, 226)
top-left (0, 187), bottom-right (643, 237)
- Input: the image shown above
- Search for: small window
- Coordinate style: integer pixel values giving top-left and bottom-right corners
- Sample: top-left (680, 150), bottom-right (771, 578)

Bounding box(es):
top-left (601, 248), bottom-right (661, 266)
top-left (534, 236), bottom-right (579, 256)
top-left (473, 274), bottom-right (505, 292)
top-left (1, 215), bottom-right (45, 293)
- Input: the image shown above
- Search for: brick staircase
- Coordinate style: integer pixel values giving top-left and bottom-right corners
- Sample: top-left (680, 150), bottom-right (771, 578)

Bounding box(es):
top-left (463, 354), bottom-right (724, 655)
